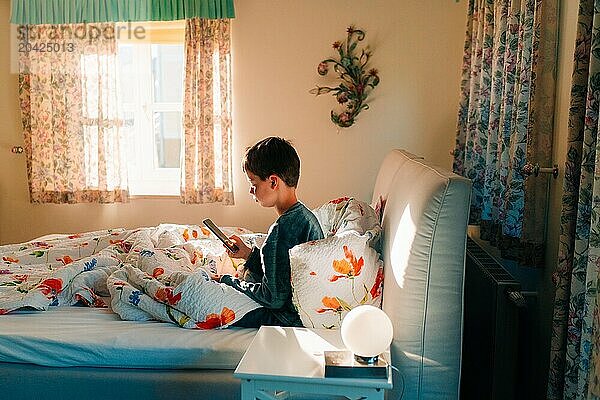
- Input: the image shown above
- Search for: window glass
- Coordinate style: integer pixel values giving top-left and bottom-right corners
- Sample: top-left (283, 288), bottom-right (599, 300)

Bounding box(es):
top-left (153, 111), bottom-right (182, 168)
top-left (152, 44), bottom-right (184, 103)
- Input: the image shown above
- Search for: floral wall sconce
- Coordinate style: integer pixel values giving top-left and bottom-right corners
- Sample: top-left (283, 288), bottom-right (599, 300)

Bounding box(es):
top-left (310, 26), bottom-right (380, 128)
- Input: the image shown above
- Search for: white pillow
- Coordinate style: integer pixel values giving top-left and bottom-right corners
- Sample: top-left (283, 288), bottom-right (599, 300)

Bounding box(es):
top-left (290, 230), bottom-right (384, 329)
top-left (312, 197), bottom-right (381, 238)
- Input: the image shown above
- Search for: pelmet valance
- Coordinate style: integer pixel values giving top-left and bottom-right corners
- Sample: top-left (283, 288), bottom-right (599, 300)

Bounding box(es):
top-left (10, 0), bottom-right (235, 24)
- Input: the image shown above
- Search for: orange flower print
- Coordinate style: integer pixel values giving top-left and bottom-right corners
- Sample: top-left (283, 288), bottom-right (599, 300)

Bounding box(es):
top-left (316, 296), bottom-right (343, 313)
top-left (14, 274), bottom-right (28, 283)
top-left (190, 250), bottom-right (204, 265)
top-left (152, 267), bottom-right (165, 278)
top-left (38, 278), bottom-right (63, 298)
top-left (329, 196), bottom-right (350, 204)
top-left (68, 234), bottom-right (82, 239)
top-left (195, 307), bottom-right (236, 329)
top-left (155, 287), bottom-right (182, 306)
top-left (110, 239), bottom-right (132, 253)
top-left (93, 298), bottom-right (106, 307)
top-left (370, 267), bottom-right (384, 299)
top-left (2, 257), bottom-right (19, 264)
top-left (374, 196), bottom-right (386, 222)
top-left (56, 255), bottom-right (73, 265)
top-left (74, 292), bottom-right (107, 308)
top-left (330, 246), bottom-right (363, 282)
top-left (201, 227), bottom-right (211, 237)
top-left (309, 271), bottom-right (317, 276)
top-left (0, 309), bottom-right (8, 315)
top-left (183, 229), bottom-right (199, 241)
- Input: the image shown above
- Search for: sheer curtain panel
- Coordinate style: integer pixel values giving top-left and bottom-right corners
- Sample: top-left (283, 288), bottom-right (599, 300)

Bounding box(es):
top-left (180, 18), bottom-right (233, 204)
top-left (18, 23), bottom-right (128, 203)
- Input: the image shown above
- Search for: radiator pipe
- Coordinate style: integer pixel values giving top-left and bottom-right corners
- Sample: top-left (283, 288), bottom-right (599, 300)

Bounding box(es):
top-left (507, 291), bottom-right (538, 308)
top-left (507, 291), bottom-right (527, 308)
top-left (520, 291), bottom-right (538, 298)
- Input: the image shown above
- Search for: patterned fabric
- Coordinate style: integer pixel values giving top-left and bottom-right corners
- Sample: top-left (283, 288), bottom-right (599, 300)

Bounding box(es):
top-left (181, 18), bottom-right (234, 204)
top-left (313, 197), bottom-right (381, 238)
top-left (289, 198), bottom-right (383, 329)
top-left (547, 0), bottom-right (600, 398)
top-left (290, 231), bottom-right (383, 330)
top-left (18, 24), bottom-right (128, 203)
top-left (453, 0), bottom-right (557, 266)
top-left (0, 224), bottom-right (261, 329)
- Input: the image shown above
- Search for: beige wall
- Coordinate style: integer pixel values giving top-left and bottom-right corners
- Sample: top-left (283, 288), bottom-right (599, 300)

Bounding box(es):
top-left (0, 0), bottom-right (468, 244)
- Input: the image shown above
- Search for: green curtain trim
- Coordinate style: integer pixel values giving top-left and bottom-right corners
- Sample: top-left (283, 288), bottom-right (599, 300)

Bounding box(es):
top-left (10, 0), bottom-right (235, 24)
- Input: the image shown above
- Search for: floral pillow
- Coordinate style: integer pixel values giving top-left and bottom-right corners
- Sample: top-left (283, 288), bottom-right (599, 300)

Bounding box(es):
top-left (290, 230), bottom-right (384, 329)
top-left (372, 195), bottom-right (387, 225)
top-left (312, 197), bottom-right (381, 238)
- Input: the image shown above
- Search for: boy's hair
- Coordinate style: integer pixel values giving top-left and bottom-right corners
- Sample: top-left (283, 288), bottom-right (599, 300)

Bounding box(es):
top-left (243, 137), bottom-right (300, 188)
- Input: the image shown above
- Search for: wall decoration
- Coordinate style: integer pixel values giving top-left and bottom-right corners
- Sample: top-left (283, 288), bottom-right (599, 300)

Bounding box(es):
top-left (310, 26), bottom-right (380, 128)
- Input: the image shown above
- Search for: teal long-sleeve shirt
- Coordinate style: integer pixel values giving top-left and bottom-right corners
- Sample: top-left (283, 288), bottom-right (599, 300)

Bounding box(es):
top-left (220, 202), bottom-right (324, 326)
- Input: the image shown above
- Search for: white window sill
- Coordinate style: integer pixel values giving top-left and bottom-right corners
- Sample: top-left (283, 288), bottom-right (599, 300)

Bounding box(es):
top-left (129, 195), bottom-right (180, 200)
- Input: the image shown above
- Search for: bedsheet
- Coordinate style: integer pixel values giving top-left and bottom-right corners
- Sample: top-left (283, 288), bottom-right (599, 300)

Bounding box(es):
top-left (0, 307), bottom-right (256, 368)
top-left (0, 224), bottom-right (265, 329)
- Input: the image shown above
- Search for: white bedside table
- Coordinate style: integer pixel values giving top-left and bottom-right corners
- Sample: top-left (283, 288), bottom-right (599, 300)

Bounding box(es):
top-left (234, 326), bottom-right (392, 400)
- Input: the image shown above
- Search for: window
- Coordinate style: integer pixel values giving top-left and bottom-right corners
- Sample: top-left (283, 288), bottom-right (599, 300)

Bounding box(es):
top-left (117, 22), bottom-right (185, 196)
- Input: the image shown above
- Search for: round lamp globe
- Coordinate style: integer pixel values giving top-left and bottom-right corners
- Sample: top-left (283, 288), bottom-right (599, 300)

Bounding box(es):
top-left (341, 305), bottom-right (393, 360)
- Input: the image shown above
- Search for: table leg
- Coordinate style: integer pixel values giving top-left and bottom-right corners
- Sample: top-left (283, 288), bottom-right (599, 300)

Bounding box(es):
top-left (346, 387), bottom-right (385, 400)
top-left (241, 378), bottom-right (257, 400)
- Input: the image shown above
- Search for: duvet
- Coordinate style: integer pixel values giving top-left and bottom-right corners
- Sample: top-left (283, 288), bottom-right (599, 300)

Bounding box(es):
top-left (0, 224), bottom-right (263, 329)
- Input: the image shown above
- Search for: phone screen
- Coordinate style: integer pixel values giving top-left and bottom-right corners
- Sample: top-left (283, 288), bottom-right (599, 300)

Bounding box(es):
top-left (202, 219), bottom-right (239, 253)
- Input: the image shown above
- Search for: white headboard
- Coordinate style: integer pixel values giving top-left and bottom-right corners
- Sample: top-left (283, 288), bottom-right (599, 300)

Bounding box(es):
top-left (373, 149), bottom-right (471, 400)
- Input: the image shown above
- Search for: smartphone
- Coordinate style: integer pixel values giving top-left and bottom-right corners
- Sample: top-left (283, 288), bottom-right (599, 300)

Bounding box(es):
top-left (202, 218), bottom-right (239, 254)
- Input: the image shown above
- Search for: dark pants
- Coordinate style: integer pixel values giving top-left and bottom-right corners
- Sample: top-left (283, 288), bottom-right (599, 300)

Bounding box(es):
top-left (232, 307), bottom-right (282, 328)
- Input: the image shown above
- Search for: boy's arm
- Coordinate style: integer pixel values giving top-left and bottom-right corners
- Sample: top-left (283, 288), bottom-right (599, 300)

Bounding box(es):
top-left (238, 247), bottom-right (263, 282)
top-left (220, 224), bottom-right (290, 309)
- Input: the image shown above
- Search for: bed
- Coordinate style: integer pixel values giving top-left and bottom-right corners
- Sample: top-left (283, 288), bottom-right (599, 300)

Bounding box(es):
top-left (0, 149), bottom-right (472, 400)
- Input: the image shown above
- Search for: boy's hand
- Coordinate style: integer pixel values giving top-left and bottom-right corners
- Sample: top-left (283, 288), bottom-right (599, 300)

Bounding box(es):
top-left (226, 235), bottom-right (251, 259)
top-left (209, 272), bottom-right (222, 282)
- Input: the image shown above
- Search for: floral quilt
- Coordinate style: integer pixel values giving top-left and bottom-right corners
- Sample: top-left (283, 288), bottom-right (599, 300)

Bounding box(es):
top-left (0, 224), bottom-right (263, 329)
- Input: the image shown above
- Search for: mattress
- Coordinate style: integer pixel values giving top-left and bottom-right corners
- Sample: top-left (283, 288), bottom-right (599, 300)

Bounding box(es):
top-left (0, 306), bottom-right (257, 369)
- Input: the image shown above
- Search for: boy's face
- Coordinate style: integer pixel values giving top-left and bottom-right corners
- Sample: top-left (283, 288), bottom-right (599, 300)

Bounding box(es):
top-left (246, 170), bottom-right (276, 207)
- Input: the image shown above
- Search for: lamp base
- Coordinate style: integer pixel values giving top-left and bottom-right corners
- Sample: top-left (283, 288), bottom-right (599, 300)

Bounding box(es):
top-left (324, 350), bottom-right (388, 379)
top-left (354, 354), bottom-right (379, 365)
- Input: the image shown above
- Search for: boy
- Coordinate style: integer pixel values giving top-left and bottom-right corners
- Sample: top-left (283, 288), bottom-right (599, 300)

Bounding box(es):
top-left (218, 137), bottom-right (324, 327)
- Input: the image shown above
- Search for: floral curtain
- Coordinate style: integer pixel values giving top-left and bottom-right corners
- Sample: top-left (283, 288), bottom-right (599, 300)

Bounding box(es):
top-left (453, 0), bottom-right (557, 267)
top-left (547, 0), bottom-right (600, 398)
top-left (181, 18), bottom-right (233, 204)
top-left (18, 23), bottom-right (128, 203)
